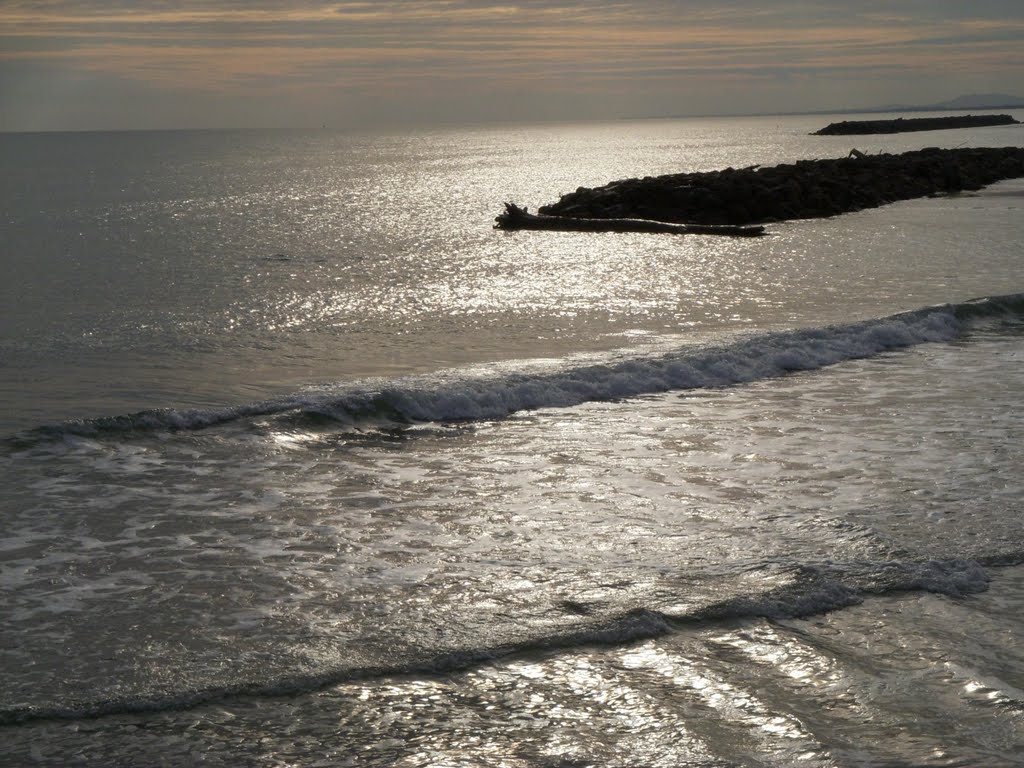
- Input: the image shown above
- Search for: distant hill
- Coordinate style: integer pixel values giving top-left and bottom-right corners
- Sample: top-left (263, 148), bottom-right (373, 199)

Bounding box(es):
top-left (873, 94), bottom-right (1024, 112)
top-left (639, 94), bottom-right (1024, 122)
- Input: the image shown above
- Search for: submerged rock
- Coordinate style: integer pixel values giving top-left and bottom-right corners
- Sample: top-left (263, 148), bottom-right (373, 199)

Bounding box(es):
top-left (535, 147), bottom-right (1024, 226)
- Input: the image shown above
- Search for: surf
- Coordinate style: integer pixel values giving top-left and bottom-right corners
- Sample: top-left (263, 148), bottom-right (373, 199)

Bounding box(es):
top-left (8, 292), bottom-right (1023, 446)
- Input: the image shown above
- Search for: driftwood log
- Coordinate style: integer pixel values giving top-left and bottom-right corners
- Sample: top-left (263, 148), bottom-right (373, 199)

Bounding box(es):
top-left (494, 202), bottom-right (766, 237)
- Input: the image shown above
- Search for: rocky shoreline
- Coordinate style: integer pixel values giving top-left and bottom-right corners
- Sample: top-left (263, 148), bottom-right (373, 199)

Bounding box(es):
top-left (533, 147), bottom-right (1024, 226)
top-left (813, 114), bottom-right (1019, 135)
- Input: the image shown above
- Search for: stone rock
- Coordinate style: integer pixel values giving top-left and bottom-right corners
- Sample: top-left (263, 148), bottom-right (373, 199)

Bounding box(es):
top-left (813, 114), bottom-right (1019, 136)
top-left (535, 147), bottom-right (1024, 225)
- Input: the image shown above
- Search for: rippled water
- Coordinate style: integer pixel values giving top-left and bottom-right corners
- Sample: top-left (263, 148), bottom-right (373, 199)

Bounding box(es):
top-left (2, 113), bottom-right (1024, 766)
top-left (3, 115), bottom-right (1023, 431)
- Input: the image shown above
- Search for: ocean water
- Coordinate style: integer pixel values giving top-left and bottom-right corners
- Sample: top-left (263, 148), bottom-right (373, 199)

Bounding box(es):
top-left (1, 112), bottom-right (1024, 767)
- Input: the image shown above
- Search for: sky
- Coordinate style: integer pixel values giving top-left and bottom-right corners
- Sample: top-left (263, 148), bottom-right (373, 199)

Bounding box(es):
top-left (1, 0), bottom-right (1023, 132)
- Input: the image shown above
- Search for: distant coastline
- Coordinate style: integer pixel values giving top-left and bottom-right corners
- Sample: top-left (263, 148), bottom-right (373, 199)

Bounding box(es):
top-left (4, 94), bottom-right (1024, 135)
top-left (633, 94), bottom-right (1024, 122)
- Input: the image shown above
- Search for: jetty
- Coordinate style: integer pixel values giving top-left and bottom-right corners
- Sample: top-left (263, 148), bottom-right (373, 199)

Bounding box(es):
top-left (496, 147), bottom-right (1024, 229)
top-left (813, 114), bottom-right (1019, 136)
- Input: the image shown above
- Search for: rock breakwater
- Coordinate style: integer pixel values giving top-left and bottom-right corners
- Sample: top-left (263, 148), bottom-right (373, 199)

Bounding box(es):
top-left (536, 147), bottom-right (1024, 226)
top-left (813, 114), bottom-right (1019, 135)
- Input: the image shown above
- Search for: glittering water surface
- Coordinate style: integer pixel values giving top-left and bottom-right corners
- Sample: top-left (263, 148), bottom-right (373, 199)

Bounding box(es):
top-left (1, 114), bottom-right (1024, 766)
top-left (3, 115), bottom-right (1023, 430)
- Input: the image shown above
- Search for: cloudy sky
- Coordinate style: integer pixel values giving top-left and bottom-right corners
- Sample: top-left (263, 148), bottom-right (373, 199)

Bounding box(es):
top-left (2, 0), bottom-right (1023, 131)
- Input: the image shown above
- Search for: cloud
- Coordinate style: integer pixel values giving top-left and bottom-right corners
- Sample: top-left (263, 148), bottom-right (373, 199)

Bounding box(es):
top-left (2, 1), bottom-right (1023, 130)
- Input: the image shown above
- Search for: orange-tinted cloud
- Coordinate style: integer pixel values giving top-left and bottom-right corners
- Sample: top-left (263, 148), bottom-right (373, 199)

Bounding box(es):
top-left (2, 1), bottom-right (1023, 129)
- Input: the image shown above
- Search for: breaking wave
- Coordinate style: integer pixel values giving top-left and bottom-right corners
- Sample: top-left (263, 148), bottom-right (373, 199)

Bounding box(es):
top-left (10, 292), bottom-right (1023, 445)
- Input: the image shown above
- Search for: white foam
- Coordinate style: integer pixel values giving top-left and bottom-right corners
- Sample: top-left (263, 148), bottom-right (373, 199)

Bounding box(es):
top-left (307, 306), bottom-right (963, 425)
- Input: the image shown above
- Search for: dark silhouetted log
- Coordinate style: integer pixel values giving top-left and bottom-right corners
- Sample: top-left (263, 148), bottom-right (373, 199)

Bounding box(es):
top-left (494, 202), bottom-right (766, 237)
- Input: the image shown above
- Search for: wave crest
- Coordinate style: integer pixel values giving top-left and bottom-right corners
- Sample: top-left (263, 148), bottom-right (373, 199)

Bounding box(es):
top-left (11, 292), bottom-right (1023, 444)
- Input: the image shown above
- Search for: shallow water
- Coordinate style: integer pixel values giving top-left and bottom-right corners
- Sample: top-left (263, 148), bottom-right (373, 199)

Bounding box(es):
top-left (2, 113), bottom-right (1024, 766)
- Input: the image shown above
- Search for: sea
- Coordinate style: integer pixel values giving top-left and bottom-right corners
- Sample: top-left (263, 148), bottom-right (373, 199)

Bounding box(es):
top-left (1, 111), bottom-right (1023, 767)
